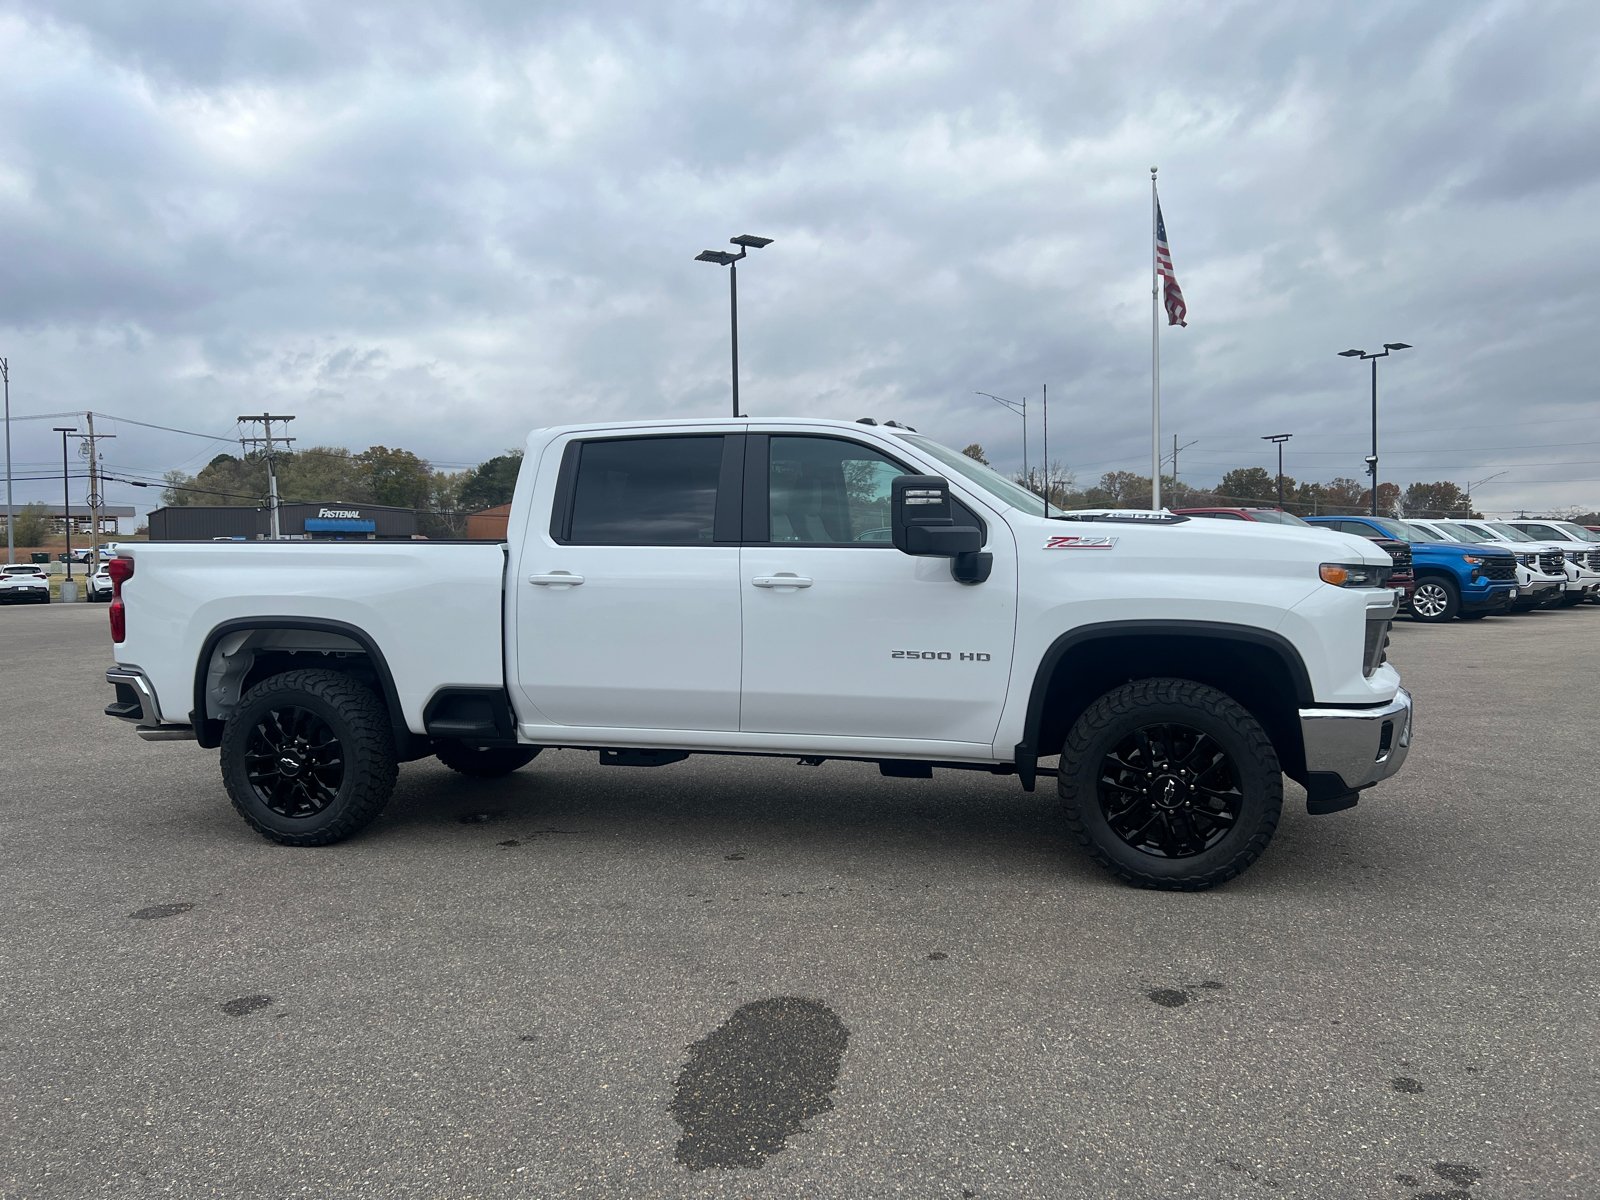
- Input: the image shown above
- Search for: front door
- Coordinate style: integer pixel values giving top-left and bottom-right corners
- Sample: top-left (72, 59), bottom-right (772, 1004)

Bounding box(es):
top-left (512, 433), bottom-right (744, 731)
top-left (739, 433), bottom-right (1018, 745)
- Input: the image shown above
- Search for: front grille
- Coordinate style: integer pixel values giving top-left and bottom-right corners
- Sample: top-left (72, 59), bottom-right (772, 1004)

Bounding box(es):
top-left (1539, 551), bottom-right (1565, 574)
top-left (1384, 542), bottom-right (1412, 570)
top-left (1363, 616), bottom-right (1391, 677)
top-left (1481, 557), bottom-right (1517, 582)
top-left (1585, 549), bottom-right (1600, 570)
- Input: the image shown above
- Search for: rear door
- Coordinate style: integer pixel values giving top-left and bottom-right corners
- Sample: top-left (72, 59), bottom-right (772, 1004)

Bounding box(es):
top-left (738, 432), bottom-right (1018, 745)
top-left (511, 432), bottom-right (745, 731)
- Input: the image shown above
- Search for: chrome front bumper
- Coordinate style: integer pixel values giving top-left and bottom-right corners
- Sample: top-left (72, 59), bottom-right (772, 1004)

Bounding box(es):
top-left (1299, 686), bottom-right (1412, 792)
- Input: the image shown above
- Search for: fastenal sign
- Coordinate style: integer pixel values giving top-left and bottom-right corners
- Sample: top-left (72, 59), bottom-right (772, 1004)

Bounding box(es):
top-left (318, 508), bottom-right (362, 519)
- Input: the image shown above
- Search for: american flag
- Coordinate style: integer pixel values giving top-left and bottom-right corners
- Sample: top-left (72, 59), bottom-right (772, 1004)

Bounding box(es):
top-left (1156, 201), bottom-right (1187, 327)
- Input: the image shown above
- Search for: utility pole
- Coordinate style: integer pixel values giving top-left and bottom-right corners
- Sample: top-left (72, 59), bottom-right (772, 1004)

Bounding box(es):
top-left (1167, 436), bottom-right (1198, 496)
top-left (1041, 384), bottom-right (1049, 510)
top-left (53, 426), bottom-right (76, 592)
top-left (77, 415), bottom-right (114, 573)
top-left (3, 358), bottom-right (11, 564)
top-left (237, 413), bottom-right (296, 539)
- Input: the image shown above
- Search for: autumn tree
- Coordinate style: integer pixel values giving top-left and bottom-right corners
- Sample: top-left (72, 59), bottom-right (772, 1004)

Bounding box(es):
top-left (1216, 467), bottom-right (1279, 505)
top-left (1402, 481), bottom-right (1473, 519)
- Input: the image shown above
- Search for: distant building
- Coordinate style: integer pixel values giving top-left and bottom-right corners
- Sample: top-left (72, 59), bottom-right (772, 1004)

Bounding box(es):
top-left (466, 504), bottom-right (511, 540)
top-left (147, 502), bottom-right (417, 541)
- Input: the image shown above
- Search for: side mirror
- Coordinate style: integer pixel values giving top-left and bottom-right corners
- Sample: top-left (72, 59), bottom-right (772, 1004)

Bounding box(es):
top-left (891, 475), bottom-right (991, 584)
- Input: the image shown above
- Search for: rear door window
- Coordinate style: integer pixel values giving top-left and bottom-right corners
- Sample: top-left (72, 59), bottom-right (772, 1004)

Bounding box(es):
top-left (559, 435), bottom-right (730, 545)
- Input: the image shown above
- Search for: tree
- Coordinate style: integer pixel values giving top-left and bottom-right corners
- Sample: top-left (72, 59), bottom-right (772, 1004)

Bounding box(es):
top-left (459, 451), bottom-right (524, 512)
top-left (11, 501), bottom-right (51, 546)
top-left (1217, 467), bottom-right (1277, 505)
top-left (282, 447), bottom-right (369, 504)
top-left (355, 446), bottom-right (433, 509)
top-left (960, 444), bottom-right (989, 466)
top-left (1358, 482), bottom-right (1402, 517)
top-left (1402, 481), bottom-right (1473, 519)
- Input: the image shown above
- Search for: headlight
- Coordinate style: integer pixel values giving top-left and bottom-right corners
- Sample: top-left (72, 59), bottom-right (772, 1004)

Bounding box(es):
top-left (1320, 563), bottom-right (1392, 587)
top-left (1460, 555), bottom-right (1484, 565)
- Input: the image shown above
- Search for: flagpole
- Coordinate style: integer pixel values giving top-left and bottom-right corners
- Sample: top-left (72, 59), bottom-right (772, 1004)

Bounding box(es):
top-left (1151, 166), bottom-right (1161, 510)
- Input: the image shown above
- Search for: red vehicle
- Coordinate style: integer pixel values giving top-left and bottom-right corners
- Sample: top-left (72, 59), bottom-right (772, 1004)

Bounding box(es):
top-left (1173, 507), bottom-right (1416, 606)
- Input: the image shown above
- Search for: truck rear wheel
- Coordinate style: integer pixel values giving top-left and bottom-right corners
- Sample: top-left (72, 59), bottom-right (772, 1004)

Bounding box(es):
top-left (220, 669), bottom-right (398, 846)
top-left (1409, 577), bottom-right (1459, 622)
top-left (434, 741), bottom-right (541, 778)
top-left (1058, 678), bottom-right (1282, 891)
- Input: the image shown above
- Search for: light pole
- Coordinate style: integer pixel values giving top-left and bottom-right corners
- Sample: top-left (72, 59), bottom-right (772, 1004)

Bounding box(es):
top-left (1338, 342), bottom-right (1411, 516)
top-left (695, 234), bottom-right (773, 417)
top-left (3, 357), bottom-right (11, 564)
top-left (54, 426), bottom-right (77, 587)
top-left (977, 392), bottom-right (1029, 494)
top-left (1261, 433), bottom-right (1292, 510)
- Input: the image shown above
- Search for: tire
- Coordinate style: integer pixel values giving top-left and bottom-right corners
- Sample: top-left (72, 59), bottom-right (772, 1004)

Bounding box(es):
top-left (1058, 678), bottom-right (1283, 891)
top-left (219, 669), bottom-right (398, 846)
top-left (434, 740), bottom-right (541, 778)
top-left (1409, 577), bottom-right (1459, 622)
top-left (1459, 611), bottom-right (1486, 620)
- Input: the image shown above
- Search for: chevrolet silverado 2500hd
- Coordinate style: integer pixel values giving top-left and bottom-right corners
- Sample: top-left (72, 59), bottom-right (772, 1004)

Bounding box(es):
top-left (102, 418), bottom-right (1413, 890)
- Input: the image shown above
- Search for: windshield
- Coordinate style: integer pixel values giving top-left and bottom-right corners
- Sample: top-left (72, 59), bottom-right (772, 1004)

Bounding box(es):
top-left (1246, 509), bottom-right (1313, 526)
top-left (1485, 522), bottom-right (1538, 542)
top-left (1369, 517), bottom-right (1423, 540)
top-left (1554, 521), bottom-right (1600, 542)
top-left (896, 434), bottom-right (1055, 515)
top-left (1437, 522), bottom-right (1492, 543)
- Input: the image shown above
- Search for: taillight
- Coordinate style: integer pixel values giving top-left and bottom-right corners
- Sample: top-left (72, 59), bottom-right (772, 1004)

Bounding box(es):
top-left (108, 557), bottom-right (133, 643)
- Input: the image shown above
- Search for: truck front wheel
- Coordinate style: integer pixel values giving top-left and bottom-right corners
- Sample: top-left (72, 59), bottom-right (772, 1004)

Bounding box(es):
top-left (220, 669), bottom-right (398, 846)
top-left (434, 741), bottom-right (541, 778)
top-left (1058, 678), bottom-right (1282, 891)
top-left (1409, 577), bottom-right (1459, 622)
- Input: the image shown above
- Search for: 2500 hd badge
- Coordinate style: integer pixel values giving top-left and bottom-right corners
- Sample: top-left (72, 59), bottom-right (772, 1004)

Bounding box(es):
top-left (891, 650), bottom-right (992, 661)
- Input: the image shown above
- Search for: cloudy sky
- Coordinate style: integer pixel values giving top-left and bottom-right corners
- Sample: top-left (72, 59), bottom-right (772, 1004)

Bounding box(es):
top-left (2, 0), bottom-right (1596, 521)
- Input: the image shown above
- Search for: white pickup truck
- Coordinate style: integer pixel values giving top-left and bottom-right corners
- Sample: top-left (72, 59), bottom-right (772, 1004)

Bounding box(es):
top-left (102, 417), bottom-right (1412, 890)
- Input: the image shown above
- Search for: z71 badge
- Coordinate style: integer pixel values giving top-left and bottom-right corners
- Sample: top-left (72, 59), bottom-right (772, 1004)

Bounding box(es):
top-left (1045, 535), bottom-right (1118, 549)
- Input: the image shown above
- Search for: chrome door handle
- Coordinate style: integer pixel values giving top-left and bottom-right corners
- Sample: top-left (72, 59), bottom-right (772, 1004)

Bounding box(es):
top-left (528, 572), bottom-right (584, 586)
top-left (751, 574), bottom-right (812, 588)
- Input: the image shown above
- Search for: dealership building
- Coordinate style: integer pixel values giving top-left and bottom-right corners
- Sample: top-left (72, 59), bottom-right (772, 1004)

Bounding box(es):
top-left (146, 502), bottom-right (418, 541)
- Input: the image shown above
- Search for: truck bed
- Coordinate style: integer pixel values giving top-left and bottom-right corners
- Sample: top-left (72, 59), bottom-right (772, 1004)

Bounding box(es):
top-left (116, 541), bottom-right (508, 735)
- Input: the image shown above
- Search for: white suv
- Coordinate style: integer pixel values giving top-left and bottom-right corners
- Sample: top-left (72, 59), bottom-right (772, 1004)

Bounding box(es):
top-left (1406, 519), bottom-right (1565, 611)
top-left (0, 564), bottom-right (52, 604)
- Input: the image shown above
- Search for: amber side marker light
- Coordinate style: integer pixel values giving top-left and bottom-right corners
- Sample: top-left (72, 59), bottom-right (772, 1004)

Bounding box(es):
top-left (1319, 564), bottom-right (1350, 586)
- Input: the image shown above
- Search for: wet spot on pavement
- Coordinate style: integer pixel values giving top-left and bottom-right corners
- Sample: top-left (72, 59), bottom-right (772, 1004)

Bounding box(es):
top-left (129, 903), bottom-right (194, 920)
top-left (498, 839), bottom-right (520, 847)
top-left (927, 952), bottom-right (947, 960)
top-left (1147, 988), bottom-right (1188, 1008)
top-left (723, 853), bottom-right (745, 860)
top-left (1430, 1164), bottom-right (1480, 1187)
top-left (1392, 1077), bottom-right (1424, 1093)
top-left (1200, 980), bottom-right (1224, 990)
top-left (669, 996), bottom-right (849, 1171)
top-left (220, 995), bottom-right (273, 1017)
top-left (1395, 1174), bottom-right (1420, 1186)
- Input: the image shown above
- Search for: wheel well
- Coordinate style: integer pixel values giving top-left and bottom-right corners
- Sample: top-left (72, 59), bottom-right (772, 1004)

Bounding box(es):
top-left (192, 619), bottom-right (415, 756)
top-left (1021, 626), bottom-right (1311, 785)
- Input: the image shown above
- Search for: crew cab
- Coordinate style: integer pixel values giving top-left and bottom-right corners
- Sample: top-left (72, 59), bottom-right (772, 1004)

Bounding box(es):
top-left (1304, 515), bottom-right (1517, 622)
top-left (1175, 507), bottom-right (1416, 607)
top-left (101, 418), bottom-right (1414, 890)
top-left (1406, 518), bottom-right (1564, 612)
top-left (0, 564), bottom-right (51, 603)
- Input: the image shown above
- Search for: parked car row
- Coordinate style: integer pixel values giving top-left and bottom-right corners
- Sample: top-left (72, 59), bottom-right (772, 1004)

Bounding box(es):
top-left (1173, 507), bottom-right (1600, 623)
top-left (0, 562), bottom-right (117, 603)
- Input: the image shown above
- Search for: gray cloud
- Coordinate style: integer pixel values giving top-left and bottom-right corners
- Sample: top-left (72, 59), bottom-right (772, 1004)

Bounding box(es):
top-left (1, 0), bottom-right (1597, 517)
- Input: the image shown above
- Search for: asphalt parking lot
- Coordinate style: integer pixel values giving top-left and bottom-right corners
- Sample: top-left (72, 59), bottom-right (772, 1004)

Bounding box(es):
top-left (2, 602), bottom-right (1596, 1199)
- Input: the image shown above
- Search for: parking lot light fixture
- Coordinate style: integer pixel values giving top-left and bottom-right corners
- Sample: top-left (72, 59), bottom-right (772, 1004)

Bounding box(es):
top-left (1337, 343), bottom-right (1412, 516)
top-left (695, 235), bottom-right (773, 417)
top-left (1261, 433), bottom-right (1292, 510)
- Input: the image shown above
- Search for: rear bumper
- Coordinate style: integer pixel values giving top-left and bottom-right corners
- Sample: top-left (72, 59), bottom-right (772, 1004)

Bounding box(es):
top-left (1300, 686), bottom-right (1412, 794)
top-left (105, 666), bottom-right (195, 741)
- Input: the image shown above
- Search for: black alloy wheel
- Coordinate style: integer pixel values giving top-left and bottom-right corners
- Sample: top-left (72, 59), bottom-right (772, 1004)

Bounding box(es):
top-left (242, 705), bottom-right (345, 818)
top-left (1096, 722), bottom-right (1243, 859)
top-left (220, 669), bottom-right (398, 846)
top-left (1058, 678), bottom-right (1282, 890)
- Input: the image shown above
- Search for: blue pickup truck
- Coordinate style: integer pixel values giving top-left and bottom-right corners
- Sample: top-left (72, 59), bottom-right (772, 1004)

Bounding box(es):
top-left (1305, 515), bottom-right (1518, 622)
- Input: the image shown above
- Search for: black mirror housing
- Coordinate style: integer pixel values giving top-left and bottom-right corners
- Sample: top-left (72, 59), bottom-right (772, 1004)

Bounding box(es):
top-left (891, 475), bottom-right (990, 582)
